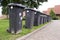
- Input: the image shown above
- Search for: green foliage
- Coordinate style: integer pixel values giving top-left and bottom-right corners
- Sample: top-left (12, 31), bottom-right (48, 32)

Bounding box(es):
top-left (1, 0), bottom-right (47, 15)
top-left (24, 0), bottom-right (47, 8)
top-left (11, 0), bottom-right (25, 5)
top-left (50, 9), bottom-right (57, 20)
top-left (1, 0), bottom-right (47, 8)
top-left (1, 0), bottom-right (9, 15)
top-left (1, 0), bottom-right (9, 7)
top-left (2, 7), bottom-right (8, 15)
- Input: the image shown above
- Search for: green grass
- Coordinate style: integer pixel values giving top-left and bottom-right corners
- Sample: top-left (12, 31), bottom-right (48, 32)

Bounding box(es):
top-left (0, 19), bottom-right (48, 40)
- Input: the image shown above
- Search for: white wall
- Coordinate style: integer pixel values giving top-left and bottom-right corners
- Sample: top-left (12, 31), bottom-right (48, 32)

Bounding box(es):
top-left (0, 6), bottom-right (2, 17)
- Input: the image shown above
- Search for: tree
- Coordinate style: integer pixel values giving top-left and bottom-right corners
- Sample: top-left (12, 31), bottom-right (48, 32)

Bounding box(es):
top-left (1, 0), bottom-right (47, 15)
top-left (1, 0), bottom-right (26, 15)
top-left (1, 0), bottom-right (9, 15)
top-left (1, 0), bottom-right (9, 7)
top-left (23, 0), bottom-right (47, 8)
top-left (1, 0), bottom-right (47, 8)
top-left (50, 9), bottom-right (57, 20)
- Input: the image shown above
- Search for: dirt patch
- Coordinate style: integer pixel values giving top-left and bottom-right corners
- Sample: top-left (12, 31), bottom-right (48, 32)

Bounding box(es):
top-left (0, 15), bottom-right (9, 19)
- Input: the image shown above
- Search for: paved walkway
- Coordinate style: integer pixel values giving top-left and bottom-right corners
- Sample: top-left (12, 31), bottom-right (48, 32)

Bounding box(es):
top-left (17, 20), bottom-right (60, 40)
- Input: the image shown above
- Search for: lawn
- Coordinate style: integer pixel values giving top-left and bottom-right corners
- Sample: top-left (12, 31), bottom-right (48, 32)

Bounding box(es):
top-left (0, 19), bottom-right (47, 40)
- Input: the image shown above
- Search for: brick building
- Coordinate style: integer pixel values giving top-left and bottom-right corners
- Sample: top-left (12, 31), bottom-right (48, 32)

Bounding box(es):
top-left (43, 5), bottom-right (60, 19)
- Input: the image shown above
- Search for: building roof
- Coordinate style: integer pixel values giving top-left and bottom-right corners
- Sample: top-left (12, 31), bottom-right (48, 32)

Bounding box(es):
top-left (43, 5), bottom-right (60, 15)
top-left (54, 5), bottom-right (60, 14)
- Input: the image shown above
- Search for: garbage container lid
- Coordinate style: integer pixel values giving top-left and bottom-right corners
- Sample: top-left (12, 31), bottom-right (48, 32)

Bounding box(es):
top-left (8, 3), bottom-right (25, 8)
top-left (25, 8), bottom-right (37, 12)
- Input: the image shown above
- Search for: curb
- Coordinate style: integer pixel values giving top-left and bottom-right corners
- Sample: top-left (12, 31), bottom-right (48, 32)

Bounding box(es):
top-left (16, 22), bottom-right (51, 40)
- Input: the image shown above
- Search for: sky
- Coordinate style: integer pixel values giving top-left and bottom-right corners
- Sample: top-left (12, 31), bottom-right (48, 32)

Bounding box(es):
top-left (38, 0), bottom-right (60, 12)
top-left (0, 6), bottom-right (2, 16)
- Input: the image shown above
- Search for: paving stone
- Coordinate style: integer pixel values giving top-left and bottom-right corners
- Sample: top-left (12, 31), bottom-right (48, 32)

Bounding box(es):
top-left (17, 20), bottom-right (60, 40)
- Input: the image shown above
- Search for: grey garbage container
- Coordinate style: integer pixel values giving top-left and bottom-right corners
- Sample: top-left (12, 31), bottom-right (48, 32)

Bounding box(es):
top-left (46, 15), bottom-right (49, 22)
top-left (40, 14), bottom-right (44, 24)
top-left (47, 15), bottom-right (49, 22)
top-left (45, 16), bottom-right (47, 23)
top-left (25, 8), bottom-right (35, 29)
top-left (43, 17), bottom-right (45, 23)
top-left (34, 11), bottom-right (40, 26)
top-left (48, 16), bottom-right (51, 22)
top-left (43, 16), bottom-right (45, 24)
top-left (40, 16), bottom-right (43, 24)
top-left (42, 14), bottom-right (47, 24)
top-left (47, 15), bottom-right (50, 22)
top-left (44, 15), bottom-right (47, 23)
top-left (39, 12), bottom-right (44, 24)
top-left (7, 3), bottom-right (25, 34)
top-left (46, 15), bottom-right (48, 22)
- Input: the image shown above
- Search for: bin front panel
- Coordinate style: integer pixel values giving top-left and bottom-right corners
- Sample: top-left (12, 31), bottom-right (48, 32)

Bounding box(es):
top-left (25, 9), bottom-right (35, 28)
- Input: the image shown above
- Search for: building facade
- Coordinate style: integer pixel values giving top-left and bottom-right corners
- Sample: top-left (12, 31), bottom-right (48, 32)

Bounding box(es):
top-left (43, 5), bottom-right (60, 19)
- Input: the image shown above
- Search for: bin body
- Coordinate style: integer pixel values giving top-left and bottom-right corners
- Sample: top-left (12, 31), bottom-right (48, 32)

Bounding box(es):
top-left (46, 16), bottom-right (48, 22)
top-left (40, 16), bottom-right (42, 24)
top-left (43, 17), bottom-right (45, 24)
top-left (34, 12), bottom-right (40, 26)
top-left (47, 16), bottom-right (49, 22)
top-left (25, 9), bottom-right (35, 29)
top-left (47, 16), bottom-right (50, 22)
top-left (44, 16), bottom-right (47, 23)
top-left (40, 15), bottom-right (43, 24)
top-left (49, 16), bottom-right (51, 21)
top-left (42, 14), bottom-right (47, 24)
top-left (7, 3), bottom-right (25, 34)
